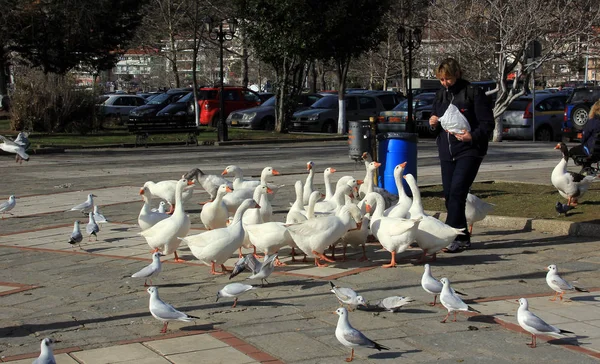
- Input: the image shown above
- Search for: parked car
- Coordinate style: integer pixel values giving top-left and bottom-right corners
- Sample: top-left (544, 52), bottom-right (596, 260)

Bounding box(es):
top-left (562, 86), bottom-right (600, 141)
top-left (96, 94), bottom-right (147, 122)
top-left (129, 89), bottom-right (189, 122)
top-left (377, 92), bottom-right (436, 136)
top-left (290, 94), bottom-right (387, 133)
top-left (258, 92), bottom-right (275, 102)
top-left (226, 93), bottom-right (323, 130)
top-left (345, 90), bottom-right (405, 111)
top-left (192, 86), bottom-right (262, 126)
top-left (155, 92), bottom-right (194, 121)
top-left (501, 93), bottom-right (568, 142)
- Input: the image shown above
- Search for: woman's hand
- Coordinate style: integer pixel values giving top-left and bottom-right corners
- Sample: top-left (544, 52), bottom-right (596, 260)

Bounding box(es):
top-left (429, 115), bottom-right (439, 128)
top-left (453, 129), bottom-right (472, 142)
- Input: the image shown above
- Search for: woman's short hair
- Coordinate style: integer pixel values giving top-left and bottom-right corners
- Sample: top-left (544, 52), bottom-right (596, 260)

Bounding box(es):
top-left (436, 58), bottom-right (462, 79)
top-left (590, 99), bottom-right (600, 119)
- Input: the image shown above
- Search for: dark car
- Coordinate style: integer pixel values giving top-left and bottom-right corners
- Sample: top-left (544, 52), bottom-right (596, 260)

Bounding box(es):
top-left (155, 92), bottom-right (194, 121)
top-left (129, 89), bottom-right (189, 122)
top-left (562, 87), bottom-right (600, 141)
top-left (377, 92), bottom-right (436, 136)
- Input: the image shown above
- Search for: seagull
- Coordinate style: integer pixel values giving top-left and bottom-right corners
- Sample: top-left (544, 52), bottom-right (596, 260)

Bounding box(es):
top-left (229, 254), bottom-right (277, 286)
top-left (86, 212), bottom-right (100, 241)
top-left (147, 286), bottom-right (199, 333)
top-left (151, 201), bottom-right (167, 214)
top-left (439, 277), bottom-right (480, 323)
top-left (32, 337), bottom-right (60, 364)
top-left (0, 135), bottom-right (29, 163)
top-left (0, 195), bottom-right (16, 218)
top-left (546, 264), bottom-right (589, 301)
top-left (334, 307), bottom-right (389, 362)
top-left (13, 131), bottom-right (30, 150)
top-left (131, 252), bottom-right (163, 287)
top-left (517, 298), bottom-right (574, 348)
top-left (69, 193), bottom-right (97, 214)
top-left (554, 201), bottom-right (574, 217)
top-left (372, 296), bottom-right (415, 312)
top-left (93, 205), bottom-right (108, 223)
top-left (421, 263), bottom-right (467, 306)
top-left (67, 220), bottom-right (83, 249)
top-left (216, 283), bottom-right (255, 308)
top-left (330, 281), bottom-right (367, 310)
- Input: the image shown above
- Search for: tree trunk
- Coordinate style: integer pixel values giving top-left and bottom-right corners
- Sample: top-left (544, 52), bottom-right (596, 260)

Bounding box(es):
top-left (0, 46), bottom-right (8, 96)
top-left (169, 33), bottom-right (180, 88)
top-left (336, 58), bottom-right (350, 134)
top-left (309, 61), bottom-right (317, 93)
top-left (241, 35), bottom-right (249, 88)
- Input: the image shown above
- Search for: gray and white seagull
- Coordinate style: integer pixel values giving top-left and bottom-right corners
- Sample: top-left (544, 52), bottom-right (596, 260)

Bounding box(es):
top-left (132, 252), bottom-right (163, 286)
top-left (330, 281), bottom-right (367, 310)
top-left (517, 297), bottom-right (574, 348)
top-left (546, 264), bottom-right (589, 301)
top-left (439, 277), bottom-right (480, 323)
top-left (421, 263), bottom-right (467, 306)
top-left (69, 193), bottom-right (97, 214)
top-left (0, 195), bottom-right (16, 219)
top-left (67, 220), bottom-right (83, 249)
top-left (0, 135), bottom-right (29, 163)
top-left (147, 286), bottom-right (199, 333)
top-left (334, 307), bottom-right (389, 362)
top-left (32, 337), bottom-right (60, 364)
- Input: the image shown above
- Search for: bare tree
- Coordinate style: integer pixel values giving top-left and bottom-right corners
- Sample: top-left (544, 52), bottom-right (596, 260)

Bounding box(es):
top-left (429, 0), bottom-right (600, 141)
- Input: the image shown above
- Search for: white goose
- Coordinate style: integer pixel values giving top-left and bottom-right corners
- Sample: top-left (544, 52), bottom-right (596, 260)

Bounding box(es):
top-left (286, 203), bottom-right (361, 267)
top-left (383, 162), bottom-right (412, 218)
top-left (338, 203), bottom-right (370, 262)
top-left (260, 166), bottom-right (284, 198)
top-left (200, 184), bottom-right (231, 230)
top-left (222, 183), bottom-right (256, 214)
top-left (323, 167), bottom-right (337, 201)
top-left (465, 193), bottom-right (495, 234)
top-left (143, 179), bottom-right (194, 214)
top-left (404, 174), bottom-right (465, 263)
top-left (180, 199), bottom-right (257, 274)
top-left (365, 192), bottom-right (421, 268)
top-left (240, 185), bottom-right (272, 255)
top-left (245, 222), bottom-right (294, 266)
top-left (284, 190), bottom-right (321, 262)
top-left (552, 142), bottom-right (596, 206)
top-left (183, 168), bottom-right (232, 202)
top-left (312, 177), bottom-right (358, 215)
top-left (139, 178), bottom-right (193, 261)
top-left (222, 165), bottom-right (260, 190)
top-left (138, 186), bottom-right (169, 231)
top-left (286, 180), bottom-right (307, 223)
top-left (359, 161), bottom-right (398, 208)
top-left (303, 161), bottom-right (316, 205)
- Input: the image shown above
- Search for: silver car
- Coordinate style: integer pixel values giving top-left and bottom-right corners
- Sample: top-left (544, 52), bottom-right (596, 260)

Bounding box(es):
top-left (97, 94), bottom-right (147, 121)
top-left (501, 93), bottom-right (568, 141)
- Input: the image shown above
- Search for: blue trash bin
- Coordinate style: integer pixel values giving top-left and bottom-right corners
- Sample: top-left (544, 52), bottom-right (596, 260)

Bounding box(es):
top-left (377, 132), bottom-right (418, 196)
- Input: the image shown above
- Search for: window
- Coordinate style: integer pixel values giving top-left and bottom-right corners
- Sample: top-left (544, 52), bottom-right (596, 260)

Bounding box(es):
top-left (223, 90), bottom-right (240, 101)
top-left (346, 97), bottom-right (358, 111)
top-left (377, 95), bottom-right (397, 110)
top-left (358, 96), bottom-right (376, 110)
top-left (243, 91), bottom-right (260, 102)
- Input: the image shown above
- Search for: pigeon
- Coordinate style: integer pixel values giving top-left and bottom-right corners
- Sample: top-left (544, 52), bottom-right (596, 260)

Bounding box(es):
top-left (67, 220), bottom-right (83, 249)
top-left (439, 277), bottom-right (480, 323)
top-left (216, 283), bottom-right (255, 308)
top-left (334, 307), bottom-right (389, 362)
top-left (131, 252), bottom-right (163, 286)
top-left (86, 212), bottom-right (100, 241)
top-left (0, 135), bottom-right (29, 163)
top-left (70, 193), bottom-right (96, 214)
top-left (546, 264), bottom-right (589, 301)
top-left (147, 286), bottom-right (199, 333)
top-left (229, 254), bottom-right (277, 286)
top-left (372, 296), bottom-right (415, 312)
top-left (421, 264), bottom-right (467, 306)
top-left (517, 298), bottom-right (574, 348)
top-left (554, 201), bottom-right (574, 217)
top-left (0, 195), bottom-right (16, 218)
top-left (330, 281), bottom-right (367, 310)
top-left (32, 337), bottom-right (60, 364)
top-left (93, 205), bottom-right (108, 223)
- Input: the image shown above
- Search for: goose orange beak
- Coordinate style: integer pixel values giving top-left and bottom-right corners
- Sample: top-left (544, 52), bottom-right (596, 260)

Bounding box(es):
top-left (139, 188), bottom-right (145, 195)
top-left (226, 186), bottom-right (233, 192)
top-left (272, 169), bottom-right (280, 175)
top-left (400, 161), bottom-right (407, 168)
top-left (221, 169), bottom-right (228, 175)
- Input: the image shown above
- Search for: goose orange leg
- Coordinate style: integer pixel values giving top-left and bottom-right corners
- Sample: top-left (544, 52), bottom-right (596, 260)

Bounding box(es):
top-left (382, 251), bottom-right (397, 268)
top-left (210, 262), bottom-right (224, 275)
top-left (313, 250), bottom-right (335, 263)
top-left (173, 251), bottom-right (185, 262)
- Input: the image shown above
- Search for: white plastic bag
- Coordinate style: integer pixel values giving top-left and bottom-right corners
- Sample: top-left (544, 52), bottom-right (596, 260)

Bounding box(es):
top-left (439, 103), bottom-right (470, 134)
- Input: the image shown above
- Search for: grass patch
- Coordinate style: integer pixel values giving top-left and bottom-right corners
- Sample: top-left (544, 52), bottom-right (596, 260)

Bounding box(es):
top-left (419, 181), bottom-right (600, 223)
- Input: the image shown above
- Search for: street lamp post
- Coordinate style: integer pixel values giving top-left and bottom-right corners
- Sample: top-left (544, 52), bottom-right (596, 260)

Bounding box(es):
top-left (397, 26), bottom-right (422, 133)
top-left (205, 17), bottom-right (237, 142)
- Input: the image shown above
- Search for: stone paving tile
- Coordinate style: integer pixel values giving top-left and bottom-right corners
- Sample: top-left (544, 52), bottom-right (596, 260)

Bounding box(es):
top-left (70, 343), bottom-right (165, 364)
top-left (3, 353), bottom-right (79, 364)
top-left (165, 346), bottom-right (259, 364)
top-left (144, 334), bottom-right (228, 355)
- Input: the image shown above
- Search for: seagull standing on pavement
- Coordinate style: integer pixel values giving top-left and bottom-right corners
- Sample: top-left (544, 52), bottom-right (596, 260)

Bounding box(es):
top-left (421, 264), bottom-right (467, 306)
top-left (86, 212), bottom-right (100, 241)
top-left (69, 193), bottom-right (96, 214)
top-left (93, 205), bottom-right (108, 223)
top-left (147, 286), bottom-right (199, 333)
top-left (216, 283), bottom-right (255, 308)
top-left (68, 220), bottom-right (83, 249)
top-left (330, 281), bottom-right (367, 311)
top-left (334, 307), bottom-right (389, 362)
top-left (0, 195), bottom-right (16, 218)
top-left (439, 277), bottom-right (480, 323)
top-left (372, 296), bottom-right (415, 312)
top-left (32, 337), bottom-right (60, 364)
top-left (131, 252), bottom-right (163, 286)
top-left (517, 298), bottom-right (574, 348)
top-left (546, 264), bottom-right (589, 301)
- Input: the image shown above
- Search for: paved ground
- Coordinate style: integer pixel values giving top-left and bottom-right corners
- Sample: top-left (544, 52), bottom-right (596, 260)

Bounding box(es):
top-left (0, 140), bottom-right (599, 363)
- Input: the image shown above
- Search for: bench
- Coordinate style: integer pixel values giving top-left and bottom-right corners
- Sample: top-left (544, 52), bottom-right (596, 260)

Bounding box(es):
top-left (125, 116), bottom-right (200, 147)
top-left (572, 132), bottom-right (600, 175)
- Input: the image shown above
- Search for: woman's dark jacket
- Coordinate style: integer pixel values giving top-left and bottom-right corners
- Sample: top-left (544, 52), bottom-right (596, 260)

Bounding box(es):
top-left (430, 78), bottom-right (494, 161)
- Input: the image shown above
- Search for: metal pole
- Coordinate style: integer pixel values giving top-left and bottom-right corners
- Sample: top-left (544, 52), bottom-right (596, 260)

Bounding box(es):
top-left (407, 32), bottom-right (413, 133)
top-left (532, 68), bottom-right (536, 142)
top-left (218, 23), bottom-right (228, 142)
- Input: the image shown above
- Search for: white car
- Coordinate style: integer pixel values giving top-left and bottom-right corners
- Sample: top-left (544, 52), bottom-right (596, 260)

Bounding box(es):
top-left (97, 94), bottom-right (147, 121)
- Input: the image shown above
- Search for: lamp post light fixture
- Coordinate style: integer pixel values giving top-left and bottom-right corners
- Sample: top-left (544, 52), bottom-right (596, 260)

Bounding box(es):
top-left (397, 26), bottom-right (422, 133)
top-left (205, 17), bottom-right (237, 142)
